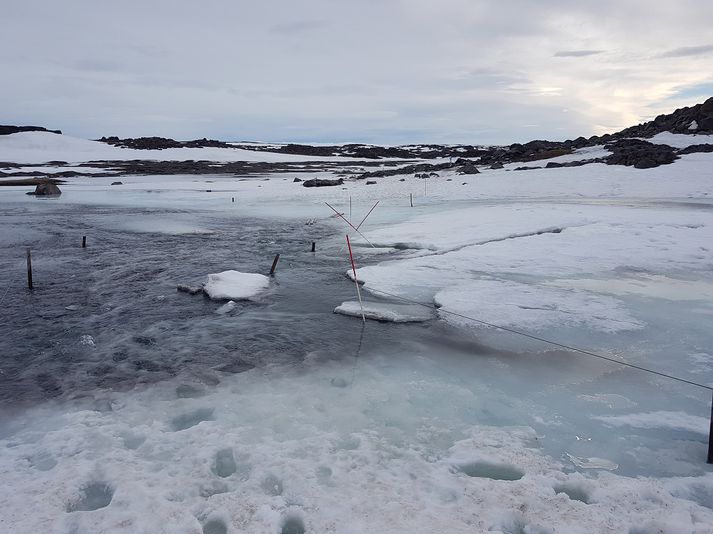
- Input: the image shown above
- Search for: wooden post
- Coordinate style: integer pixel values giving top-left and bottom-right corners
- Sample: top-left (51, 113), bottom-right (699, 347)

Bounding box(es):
top-left (26, 248), bottom-right (33, 290)
top-left (311, 241), bottom-right (316, 252)
top-left (410, 193), bottom-right (413, 207)
top-left (708, 392), bottom-right (713, 464)
top-left (232, 197), bottom-right (235, 203)
top-left (269, 253), bottom-right (280, 275)
top-left (82, 236), bottom-right (87, 248)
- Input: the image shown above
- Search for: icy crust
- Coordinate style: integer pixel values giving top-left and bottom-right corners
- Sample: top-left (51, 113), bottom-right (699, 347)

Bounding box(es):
top-left (334, 300), bottom-right (435, 322)
top-left (353, 203), bottom-right (713, 332)
top-left (434, 279), bottom-right (644, 332)
top-left (203, 270), bottom-right (270, 300)
top-left (2, 368), bottom-right (713, 534)
top-left (594, 411), bottom-right (710, 435)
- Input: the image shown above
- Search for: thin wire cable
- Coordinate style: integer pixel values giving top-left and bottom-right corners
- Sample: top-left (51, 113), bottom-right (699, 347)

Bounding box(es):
top-left (364, 286), bottom-right (713, 392)
top-left (350, 321), bottom-right (366, 387)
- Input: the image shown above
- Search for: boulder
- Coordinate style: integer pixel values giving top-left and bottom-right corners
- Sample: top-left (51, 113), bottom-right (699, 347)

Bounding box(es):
top-left (302, 178), bottom-right (344, 187)
top-left (110, 181), bottom-right (123, 186)
top-left (457, 162), bottom-right (480, 175)
top-left (27, 182), bottom-right (62, 196)
top-left (365, 180), bottom-right (377, 185)
top-left (292, 177), bottom-right (303, 183)
top-left (489, 162), bottom-right (504, 169)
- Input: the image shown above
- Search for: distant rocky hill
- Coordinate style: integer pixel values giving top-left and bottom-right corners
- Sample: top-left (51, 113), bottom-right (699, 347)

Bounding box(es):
top-left (98, 136), bottom-right (233, 150)
top-left (0, 125), bottom-right (62, 135)
top-left (612, 96), bottom-right (713, 138)
top-left (3, 97), bottom-right (712, 175)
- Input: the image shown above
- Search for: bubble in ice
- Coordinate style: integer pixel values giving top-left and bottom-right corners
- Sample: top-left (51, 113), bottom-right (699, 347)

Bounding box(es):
top-left (280, 516), bottom-right (305, 534)
top-left (202, 518), bottom-right (228, 534)
top-left (454, 462), bottom-right (524, 481)
top-left (170, 408), bottom-right (215, 431)
top-left (66, 482), bottom-right (114, 512)
top-left (212, 449), bottom-right (237, 478)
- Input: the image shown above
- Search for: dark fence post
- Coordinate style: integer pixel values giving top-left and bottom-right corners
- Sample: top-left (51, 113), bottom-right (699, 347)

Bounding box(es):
top-left (269, 253), bottom-right (280, 276)
top-left (26, 248), bottom-right (33, 290)
top-left (708, 392), bottom-right (713, 464)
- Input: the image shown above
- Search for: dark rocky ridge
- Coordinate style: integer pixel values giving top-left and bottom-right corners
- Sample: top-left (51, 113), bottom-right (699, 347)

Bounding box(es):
top-left (98, 136), bottom-right (233, 150)
top-left (0, 125), bottom-right (62, 135)
top-left (611, 96), bottom-right (713, 138)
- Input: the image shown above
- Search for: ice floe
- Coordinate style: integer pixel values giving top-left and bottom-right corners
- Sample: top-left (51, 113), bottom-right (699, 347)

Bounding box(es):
top-left (203, 270), bottom-right (270, 301)
top-left (334, 300), bottom-right (434, 322)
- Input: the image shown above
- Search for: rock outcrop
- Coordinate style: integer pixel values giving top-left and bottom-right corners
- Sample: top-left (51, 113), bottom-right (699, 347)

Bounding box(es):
top-left (611, 97), bottom-right (713, 138)
top-left (603, 139), bottom-right (678, 169)
top-left (98, 136), bottom-right (233, 150)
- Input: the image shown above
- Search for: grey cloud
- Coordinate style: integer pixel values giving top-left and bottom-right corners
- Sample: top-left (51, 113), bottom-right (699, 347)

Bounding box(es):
top-left (1, 0), bottom-right (712, 144)
top-left (270, 19), bottom-right (326, 34)
top-left (660, 44), bottom-right (713, 58)
top-left (554, 50), bottom-right (604, 57)
top-left (73, 59), bottom-right (125, 73)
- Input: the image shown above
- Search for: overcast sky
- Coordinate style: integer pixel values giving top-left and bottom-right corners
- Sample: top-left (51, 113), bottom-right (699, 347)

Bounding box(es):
top-left (2, 0), bottom-right (712, 144)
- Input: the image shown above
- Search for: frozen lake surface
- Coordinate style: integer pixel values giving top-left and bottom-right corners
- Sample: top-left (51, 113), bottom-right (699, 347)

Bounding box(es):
top-left (1, 170), bottom-right (713, 533)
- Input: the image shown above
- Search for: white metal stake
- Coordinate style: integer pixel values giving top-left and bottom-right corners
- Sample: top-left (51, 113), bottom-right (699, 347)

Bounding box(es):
top-left (346, 234), bottom-right (366, 322)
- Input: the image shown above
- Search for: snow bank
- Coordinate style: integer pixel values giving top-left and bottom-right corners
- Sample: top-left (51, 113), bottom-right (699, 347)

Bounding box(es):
top-left (645, 131), bottom-right (713, 148)
top-left (334, 300), bottom-right (434, 322)
top-left (202, 270), bottom-right (270, 300)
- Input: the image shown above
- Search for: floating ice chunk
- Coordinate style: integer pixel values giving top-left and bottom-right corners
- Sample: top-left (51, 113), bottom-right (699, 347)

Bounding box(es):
top-left (65, 304), bottom-right (79, 311)
top-left (203, 270), bottom-right (270, 301)
top-left (565, 452), bottom-right (618, 471)
top-left (215, 300), bottom-right (237, 314)
top-left (334, 300), bottom-right (434, 322)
